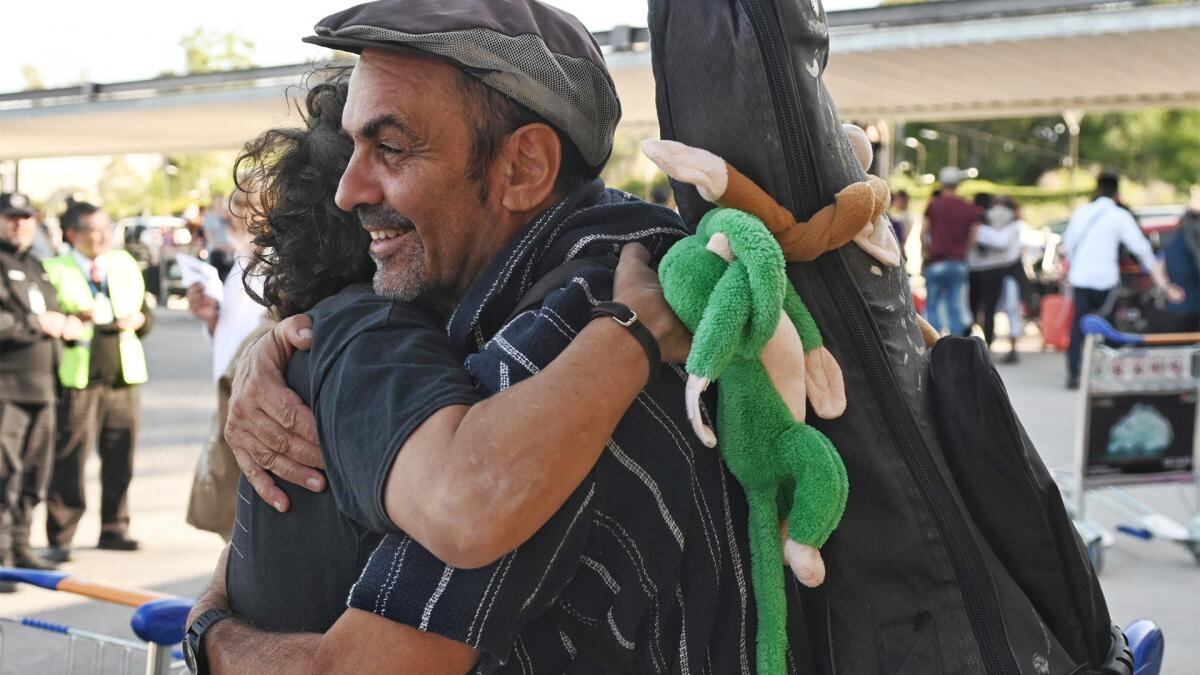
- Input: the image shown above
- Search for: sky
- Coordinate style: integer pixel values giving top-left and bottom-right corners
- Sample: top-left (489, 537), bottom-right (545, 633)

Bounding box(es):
top-left (2, 0), bottom-right (880, 92)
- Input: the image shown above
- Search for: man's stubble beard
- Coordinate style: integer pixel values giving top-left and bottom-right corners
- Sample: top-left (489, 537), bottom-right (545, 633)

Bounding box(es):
top-left (371, 235), bottom-right (432, 302)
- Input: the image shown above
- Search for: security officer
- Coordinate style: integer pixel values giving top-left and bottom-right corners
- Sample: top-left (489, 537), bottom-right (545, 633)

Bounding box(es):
top-left (0, 193), bottom-right (80, 586)
top-left (42, 201), bottom-right (152, 562)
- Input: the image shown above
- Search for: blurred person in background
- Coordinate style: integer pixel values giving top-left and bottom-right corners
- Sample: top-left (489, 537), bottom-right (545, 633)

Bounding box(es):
top-left (1062, 173), bottom-right (1182, 389)
top-left (922, 166), bottom-right (978, 336)
top-left (968, 195), bottom-right (1025, 355)
top-left (183, 204), bottom-right (204, 243)
top-left (1161, 199), bottom-right (1200, 332)
top-left (888, 188), bottom-right (909, 249)
top-left (41, 202), bottom-right (153, 561)
top-left (185, 188), bottom-right (271, 540)
top-left (203, 193), bottom-right (235, 280)
top-left (0, 193), bottom-right (82, 584)
top-left (28, 207), bottom-right (61, 260)
top-left (649, 183), bottom-right (674, 210)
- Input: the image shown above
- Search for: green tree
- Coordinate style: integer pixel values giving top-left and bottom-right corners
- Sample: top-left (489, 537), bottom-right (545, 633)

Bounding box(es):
top-left (97, 157), bottom-right (150, 218)
top-left (142, 152), bottom-right (238, 216)
top-left (896, 109), bottom-right (1200, 194)
top-left (1078, 110), bottom-right (1200, 192)
top-left (180, 28), bottom-right (257, 74)
top-left (20, 65), bottom-right (45, 91)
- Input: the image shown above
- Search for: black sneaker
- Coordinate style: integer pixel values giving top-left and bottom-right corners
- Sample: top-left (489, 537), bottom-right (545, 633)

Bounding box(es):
top-left (43, 546), bottom-right (73, 564)
top-left (1066, 375), bottom-right (1080, 390)
top-left (1001, 350), bottom-right (1019, 365)
top-left (13, 548), bottom-right (60, 571)
top-left (97, 533), bottom-right (140, 552)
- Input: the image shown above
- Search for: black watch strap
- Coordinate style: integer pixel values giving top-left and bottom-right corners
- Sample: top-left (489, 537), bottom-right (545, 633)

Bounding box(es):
top-left (185, 608), bottom-right (231, 675)
top-left (590, 301), bottom-right (661, 382)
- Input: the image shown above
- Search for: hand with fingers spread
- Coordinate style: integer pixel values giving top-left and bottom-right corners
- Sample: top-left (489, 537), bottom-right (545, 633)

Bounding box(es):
top-left (224, 314), bottom-right (325, 512)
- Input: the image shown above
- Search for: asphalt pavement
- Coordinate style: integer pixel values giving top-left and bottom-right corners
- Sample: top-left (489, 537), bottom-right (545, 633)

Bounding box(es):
top-left (0, 310), bottom-right (1195, 673)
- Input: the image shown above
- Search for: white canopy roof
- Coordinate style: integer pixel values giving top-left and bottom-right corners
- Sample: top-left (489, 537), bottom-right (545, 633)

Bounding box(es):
top-left (1, 0), bottom-right (1197, 160)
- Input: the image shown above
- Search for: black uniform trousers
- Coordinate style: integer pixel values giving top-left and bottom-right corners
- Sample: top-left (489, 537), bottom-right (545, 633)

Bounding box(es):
top-left (1067, 287), bottom-right (1117, 380)
top-left (45, 384), bottom-right (139, 547)
top-left (0, 400), bottom-right (55, 555)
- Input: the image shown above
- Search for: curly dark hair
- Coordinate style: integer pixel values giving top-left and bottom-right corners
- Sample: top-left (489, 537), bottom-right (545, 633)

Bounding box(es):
top-left (235, 68), bottom-right (372, 318)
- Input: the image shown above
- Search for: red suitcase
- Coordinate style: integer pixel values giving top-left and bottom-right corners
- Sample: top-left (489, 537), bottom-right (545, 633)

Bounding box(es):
top-left (1040, 293), bottom-right (1074, 350)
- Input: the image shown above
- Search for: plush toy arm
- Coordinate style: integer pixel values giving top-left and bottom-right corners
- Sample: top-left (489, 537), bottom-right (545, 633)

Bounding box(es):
top-left (782, 287), bottom-right (823, 353)
top-left (641, 139), bottom-right (728, 202)
top-left (686, 263), bottom-right (754, 382)
top-left (714, 164), bottom-right (807, 243)
top-left (783, 287), bottom-right (847, 419)
top-left (682, 265), bottom-right (755, 447)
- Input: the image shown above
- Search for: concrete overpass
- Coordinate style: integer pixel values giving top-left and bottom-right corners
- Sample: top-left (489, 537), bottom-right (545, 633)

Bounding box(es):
top-left (1, 0), bottom-right (1197, 162)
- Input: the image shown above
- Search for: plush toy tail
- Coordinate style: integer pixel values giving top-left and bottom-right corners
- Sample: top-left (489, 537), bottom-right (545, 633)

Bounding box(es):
top-left (746, 489), bottom-right (788, 675)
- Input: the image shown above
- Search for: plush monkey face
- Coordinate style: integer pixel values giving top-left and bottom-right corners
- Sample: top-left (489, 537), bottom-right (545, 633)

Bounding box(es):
top-left (659, 208), bottom-right (788, 364)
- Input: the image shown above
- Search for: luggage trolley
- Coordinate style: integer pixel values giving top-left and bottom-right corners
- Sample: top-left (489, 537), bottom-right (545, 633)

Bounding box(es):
top-left (0, 567), bottom-right (192, 675)
top-left (1071, 315), bottom-right (1200, 569)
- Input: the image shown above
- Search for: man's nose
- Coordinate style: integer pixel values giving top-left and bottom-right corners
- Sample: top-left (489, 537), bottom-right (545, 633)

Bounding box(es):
top-left (336, 150), bottom-right (384, 212)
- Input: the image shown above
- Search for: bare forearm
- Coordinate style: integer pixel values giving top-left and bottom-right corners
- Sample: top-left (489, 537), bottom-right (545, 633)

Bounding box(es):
top-left (189, 547), bottom-right (320, 675)
top-left (208, 621), bottom-right (321, 675)
top-left (389, 317), bottom-right (649, 568)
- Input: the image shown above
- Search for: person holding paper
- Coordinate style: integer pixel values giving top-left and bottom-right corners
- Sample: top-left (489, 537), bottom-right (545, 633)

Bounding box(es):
top-left (186, 189), bottom-right (271, 539)
top-left (41, 201), bottom-right (153, 561)
top-left (176, 254), bottom-right (225, 307)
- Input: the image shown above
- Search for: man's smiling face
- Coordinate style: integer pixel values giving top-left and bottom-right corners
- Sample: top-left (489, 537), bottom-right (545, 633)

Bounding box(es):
top-left (335, 49), bottom-right (505, 309)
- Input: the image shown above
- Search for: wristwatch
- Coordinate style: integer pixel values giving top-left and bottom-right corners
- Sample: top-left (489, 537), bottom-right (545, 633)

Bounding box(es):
top-left (183, 608), bottom-right (231, 675)
top-left (590, 301), bottom-right (661, 381)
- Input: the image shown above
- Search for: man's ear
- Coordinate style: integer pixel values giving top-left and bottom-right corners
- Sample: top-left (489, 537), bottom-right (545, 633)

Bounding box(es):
top-left (496, 123), bottom-right (562, 213)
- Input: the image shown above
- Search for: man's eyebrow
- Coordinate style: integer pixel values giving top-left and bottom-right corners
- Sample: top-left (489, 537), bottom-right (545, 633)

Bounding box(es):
top-left (360, 114), bottom-right (418, 141)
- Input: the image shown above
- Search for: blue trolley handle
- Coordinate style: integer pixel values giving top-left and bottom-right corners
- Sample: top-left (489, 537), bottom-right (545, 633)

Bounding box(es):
top-left (1081, 314), bottom-right (1200, 347)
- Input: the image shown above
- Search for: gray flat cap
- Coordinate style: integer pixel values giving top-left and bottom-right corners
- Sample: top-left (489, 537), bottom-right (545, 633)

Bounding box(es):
top-left (305, 0), bottom-right (621, 170)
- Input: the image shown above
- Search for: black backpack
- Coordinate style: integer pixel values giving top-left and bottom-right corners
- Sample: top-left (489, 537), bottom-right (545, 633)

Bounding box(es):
top-left (649, 0), bottom-right (1130, 672)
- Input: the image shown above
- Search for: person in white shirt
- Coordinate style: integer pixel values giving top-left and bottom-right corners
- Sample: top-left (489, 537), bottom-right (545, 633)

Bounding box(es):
top-left (968, 197), bottom-right (1024, 352)
top-left (187, 190), bottom-right (267, 383)
top-left (186, 189), bottom-right (271, 538)
top-left (1061, 174), bottom-right (1182, 389)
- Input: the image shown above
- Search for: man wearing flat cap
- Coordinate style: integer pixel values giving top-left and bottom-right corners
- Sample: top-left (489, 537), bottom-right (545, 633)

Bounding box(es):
top-left (0, 193), bottom-right (81, 583)
top-left (187, 1), bottom-right (806, 672)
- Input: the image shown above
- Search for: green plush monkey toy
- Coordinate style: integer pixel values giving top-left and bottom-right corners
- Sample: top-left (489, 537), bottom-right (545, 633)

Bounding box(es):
top-left (659, 207), bottom-right (849, 675)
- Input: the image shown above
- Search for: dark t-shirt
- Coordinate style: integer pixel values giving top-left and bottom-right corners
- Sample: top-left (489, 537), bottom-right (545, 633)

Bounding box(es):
top-left (924, 194), bottom-right (978, 264)
top-left (225, 285), bottom-right (480, 632)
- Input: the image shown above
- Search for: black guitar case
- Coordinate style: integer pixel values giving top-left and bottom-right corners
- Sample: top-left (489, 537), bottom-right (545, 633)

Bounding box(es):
top-left (649, 1), bottom-right (1128, 673)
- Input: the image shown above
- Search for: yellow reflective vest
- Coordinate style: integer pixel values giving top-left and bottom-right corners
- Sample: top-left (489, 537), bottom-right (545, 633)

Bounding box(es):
top-left (42, 250), bottom-right (148, 388)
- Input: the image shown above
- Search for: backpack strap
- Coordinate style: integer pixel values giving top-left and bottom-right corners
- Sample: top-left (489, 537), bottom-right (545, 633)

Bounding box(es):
top-left (1068, 201), bottom-right (1116, 261)
top-left (504, 256), bottom-right (619, 324)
